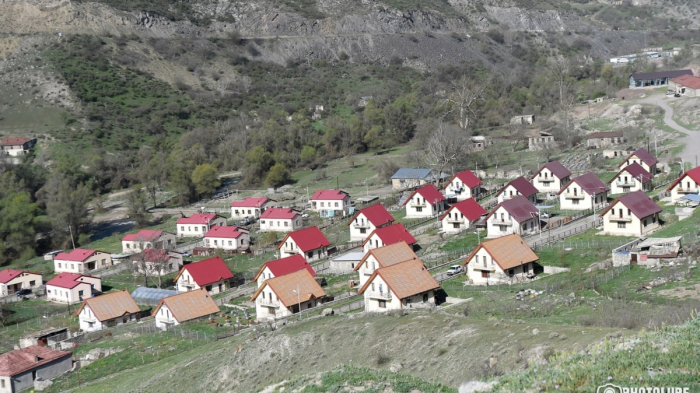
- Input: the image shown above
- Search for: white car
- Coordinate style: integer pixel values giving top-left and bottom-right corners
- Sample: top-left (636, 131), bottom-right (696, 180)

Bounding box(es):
top-left (446, 265), bottom-right (463, 276)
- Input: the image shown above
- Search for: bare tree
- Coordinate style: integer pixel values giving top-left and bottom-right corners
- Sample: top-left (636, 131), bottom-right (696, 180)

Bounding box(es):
top-left (548, 56), bottom-right (571, 107)
top-left (132, 247), bottom-right (172, 288)
top-left (424, 122), bottom-right (466, 187)
top-left (443, 75), bottom-right (486, 130)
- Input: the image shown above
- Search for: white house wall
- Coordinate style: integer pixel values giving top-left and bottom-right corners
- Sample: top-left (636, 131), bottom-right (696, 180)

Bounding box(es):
top-left (532, 169), bottom-right (568, 194)
top-left (486, 206), bottom-right (537, 238)
top-left (348, 212), bottom-right (378, 241)
top-left (259, 218), bottom-right (302, 232)
top-left (669, 176), bottom-right (700, 204)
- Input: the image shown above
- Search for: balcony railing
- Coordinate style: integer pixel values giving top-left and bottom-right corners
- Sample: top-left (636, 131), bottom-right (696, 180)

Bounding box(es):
top-left (280, 246), bottom-right (298, 254)
top-left (563, 193), bottom-right (585, 199)
top-left (259, 299), bottom-right (280, 308)
top-left (180, 282), bottom-right (195, 288)
top-left (616, 181), bottom-right (636, 187)
top-left (353, 222), bottom-right (370, 229)
top-left (409, 201), bottom-right (427, 207)
top-left (445, 217), bottom-right (463, 223)
top-left (676, 187), bottom-right (699, 194)
top-left (367, 291), bottom-right (392, 300)
top-left (609, 216), bottom-right (633, 222)
top-left (537, 179), bottom-right (553, 184)
top-left (491, 219), bottom-right (512, 226)
top-left (477, 265), bottom-right (496, 272)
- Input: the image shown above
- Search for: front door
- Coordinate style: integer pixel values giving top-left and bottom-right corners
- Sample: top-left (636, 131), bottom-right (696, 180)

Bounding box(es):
top-left (631, 254), bottom-right (638, 265)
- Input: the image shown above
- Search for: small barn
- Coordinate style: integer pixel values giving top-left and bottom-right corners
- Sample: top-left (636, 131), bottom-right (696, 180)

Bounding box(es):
top-left (629, 69), bottom-right (693, 88)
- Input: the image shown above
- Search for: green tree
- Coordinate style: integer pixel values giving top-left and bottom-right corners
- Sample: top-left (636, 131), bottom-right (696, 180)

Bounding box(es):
top-left (44, 175), bottom-right (92, 248)
top-left (126, 186), bottom-right (149, 227)
top-left (265, 163), bottom-right (291, 188)
top-left (300, 145), bottom-right (317, 165)
top-left (191, 163), bottom-right (220, 197)
top-left (0, 192), bottom-right (38, 265)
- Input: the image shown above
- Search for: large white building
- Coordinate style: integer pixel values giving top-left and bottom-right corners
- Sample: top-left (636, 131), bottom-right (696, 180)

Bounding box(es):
top-left (310, 189), bottom-right (351, 216)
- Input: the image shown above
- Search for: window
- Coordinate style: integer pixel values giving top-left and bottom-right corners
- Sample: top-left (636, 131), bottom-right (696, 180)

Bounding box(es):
top-left (423, 293), bottom-right (428, 302)
top-left (78, 290), bottom-right (84, 296)
top-left (261, 220), bottom-right (266, 224)
top-left (643, 219), bottom-right (648, 227)
top-left (360, 228), bottom-right (366, 234)
top-left (617, 222), bottom-right (626, 229)
top-left (627, 209), bottom-right (631, 216)
top-left (205, 239), bottom-right (210, 245)
top-left (320, 202), bottom-right (324, 207)
top-left (228, 241), bottom-right (233, 246)
top-left (652, 215), bottom-right (657, 223)
top-left (284, 221), bottom-right (288, 227)
top-left (29, 280), bottom-right (35, 286)
top-left (334, 202), bottom-right (339, 207)
top-left (58, 263), bottom-right (62, 268)
top-left (188, 226), bottom-right (191, 231)
top-left (378, 300), bottom-right (386, 308)
top-left (126, 243), bottom-right (131, 249)
top-left (453, 223), bottom-right (460, 229)
top-left (181, 226), bottom-right (184, 231)
top-left (416, 207), bottom-right (423, 212)
top-left (214, 240), bottom-right (218, 246)
top-left (573, 199), bottom-right (579, 205)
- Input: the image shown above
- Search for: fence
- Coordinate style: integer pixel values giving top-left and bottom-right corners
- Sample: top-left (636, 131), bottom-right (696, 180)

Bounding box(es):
top-left (527, 217), bottom-right (603, 249)
top-left (410, 222), bottom-right (441, 236)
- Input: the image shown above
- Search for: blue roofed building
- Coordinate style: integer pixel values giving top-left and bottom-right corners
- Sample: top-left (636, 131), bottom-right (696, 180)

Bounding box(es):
top-left (391, 168), bottom-right (448, 191)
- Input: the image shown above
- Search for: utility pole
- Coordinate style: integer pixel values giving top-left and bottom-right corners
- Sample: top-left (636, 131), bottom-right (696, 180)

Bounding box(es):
top-left (68, 225), bottom-right (76, 249)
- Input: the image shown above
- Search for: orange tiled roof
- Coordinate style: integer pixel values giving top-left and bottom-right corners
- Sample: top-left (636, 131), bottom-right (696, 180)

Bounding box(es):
top-left (462, 233), bottom-right (538, 271)
top-left (75, 290), bottom-right (140, 321)
top-left (354, 241), bottom-right (419, 271)
top-left (359, 259), bottom-right (439, 300)
top-left (251, 269), bottom-right (325, 307)
top-left (152, 289), bottom-right (220, 323)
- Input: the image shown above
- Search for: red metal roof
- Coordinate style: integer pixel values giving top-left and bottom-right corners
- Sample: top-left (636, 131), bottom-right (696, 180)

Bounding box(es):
top-left (0, 269), bottom-right (23, 284)
top-left (231, 197), bottom-right (270, 208)
top-left (558, 172), bottom-right (609, 196)
top-left (611, 162), bottom-right (653, 184)
top-left (443, 170), bottom-right (482, 190)
top-left (363, 223), bottom-right (416, 247)
top-left (439, 198), bottom-right (487, 222)
top-left (253, 254), bottom-right (316, 281)
top-left (532, 160), bottom-right (571, 180)
top-left (619, 148), bottom-right (658, 168)
top-left (310, 189), bottom-right (349, 200)
top-left (347, 203), bottom-right (395, 227)
top-left (54, 249), bottom-right (99, 262)
top-left (666, 166), bottom-right (700, 191)
top-left (0, 137), bottom-right (32, 146)
top-left (260, 207), bottom-right (299, 219)
top-left (402, 184), bottom-right (446, 206)
top-left (204, 226), bottom-right (244, 239)
top-left (496, 177), bottom-right (538, 198)
top-left (485, 195), bottom-right (539, 223)
top-left (121, 229), bottom-right (164, 242)
top-left (277, 226), bottom-right (330, 252)
top-left (175, 257), bottom-right (233, 286)
top-left (671, 74), bottom-right (700, 90)
top-left (600, 190), bottom-right (662, 219)
top-left (176, 213), bottom-right (219, 225)
top-left (0, 346), bottom-right (71, 377)
top-left (45, 273), bottom-right (98, 289)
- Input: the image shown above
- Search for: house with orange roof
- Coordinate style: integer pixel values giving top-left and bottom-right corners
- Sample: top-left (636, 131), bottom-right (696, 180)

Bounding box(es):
top-left (358, 259), bottom-right (439, 312)
top-left (353, 241), bottom-right (419, 288)
top-left (670, 74), bottom-right (700, 97)
top-left (176, 213), bottom-right (227, 238)
top-left (254, 254), bottom-right (316, 287)
top-left (310, 189), bottom-right (351, 215)
top-left (231, 196), bottom-right (274, 220)
top-left (362, 223), bottom-right (417, 253)
top-left (599, 191), bottom-right (662, 236)
top-left (203, 225), bottom-right (250, 252)
top-left (53, 249), bottom-right (112, 274)
top-left (251, 269), bottom-right (326, 321)
top-left (440, 198), bottom-right (487, 234)
top-left (0, 137), bottom-right (36, 156)
top-left (259, 208), bottom-right (303, 232)
top-left (443, 170), bottom-right (482, 201)
top-left (75, 289), bottom-right (141, 332)
top-left (0, 269), bottom-right (42, 297)
top-left (121, 229), bottom-right (176, 253)
top-left (45, 273), bottom-right (102, 304)
top-left (174, 256), bottom-right (234, 294)
top-left (276, 226), bottom-right (330, 261)
top-left (0, 346), bottom-right (72, 393)
top-left (346, 203), bottom-right (395, 241)
top-left (403, 184), bottom-right (446, 218)
top-left (666, 166), bottom-right (700, 204)
top-left (462, 233), bottom-right (539, 285)
top-left (152, 289), bottom-right (220, 330)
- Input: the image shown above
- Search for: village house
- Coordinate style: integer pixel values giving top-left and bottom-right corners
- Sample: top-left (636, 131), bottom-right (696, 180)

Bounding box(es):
top-left (310, 189), bottom-right (351, 216)
top-left (390, 168), bottom-right (446, 191)
top-left (152, 289), bottom-right (220, 330)
top-left (403, 184), bottom-right (446, 218)
top-left (619, 147), bottom-right (658, 176)
top-left (470, 135), bottom-right (489, 151)
top-left (121, 229), bottom-right (176, 254)
top-left (510, 114), bottom-right (535, 125)
top-left (174, 256), bottom-right (234, 294)
top-left (496, 177), bottom-right (538, 204)
top-left (354, 241), bottom-right (419, 288)
top-left (0, 346), bottom-right (72, 393)
top-left (230, 197), bottom-right (274, 220)
top-left (442, 170), bottom-right (482, 201)
top-left (53, 249), bottom-right (112, 274)
top-left (530, 160), bottom-right (572, 195)
top-left (527, 131), bottom-right (555, 151)
top-left (462, 233), bottom-right (539, 285)
top-left (666, 166), bottom-right (700, 204)
top-left (259, 208), bottom-right (303, 232)
top-left (604, 147), bottom-right (635, 159)
top-left (0, 137), bottom-right (37, 156)
top-left (254, 254), bottom-right (316, 287)
top-left (609, 162), bottom-right (653, 195)
top-left (440, 198), bottom-right (487, 234)
top-left (629, 69), bottom-right (693, 88)
top-left (176, 214), bottom-right (227, 238)
top-left (346, 203), bottom-right (395, 241)
top-left (203, 226), bottom-right (250, 252)
top-left (600, 191), bottom-right (662, 236)
top-left (669, 74), bottom-right (700, 97)
top-left (485, 195), bottom-right (539, 239)
top-left (251, 269), bottom-right (326, 321)
top-left (131, 249), bottom-right (183, 277)
top-left (75, 289), bottom-right (141, 332)
top-left (45, 273), bottom-right (102, 304)
top-left (363, 223), bottom-right (417, 253)
top-left (276, 226), bottom-right (330, 262)
top-left (329, 251), bottom-right (365, 274)
top-left (358, 259), bottom-right (439, 312)
top-left (0, 270), bottom-right (42, 297)
top-left (586, 131), bottom-right (626, 149)
top-left (558, 172), bottom-right (610, 211)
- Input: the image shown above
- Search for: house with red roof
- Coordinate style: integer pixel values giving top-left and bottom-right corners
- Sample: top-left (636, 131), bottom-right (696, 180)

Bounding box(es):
top-left (347, 203), bottom-right (395, 241)
top-left (666, 166), bottom-right (700, 204)
top-left (203, 225), bottom-right (250, 252)
top-left (176, 213), bottom-right (227, 238)
top-left (231, 197), bottom-right (274, 220)
top-left (0, 269), bottom-right (42, 297)
top-left (496, 177), bottom-right (538, 204)
top-left (358, 259), bottom-right (439, 312)
top-left (251, 269), bottom-right (326, 321)
top-left (530, 161), bottom-right (572, 194)
top-left (0, 137), bottom-right (36, 156)
top-left (619, 148), bottom-right (658, 175)
top-left (609, 162), bottom-right (653, 195)
top-left (558, 172), bottom-right (610, 211)
top-left (259, 208), bottom-right (302, 232)
top-left (440, 198), bottom-right (487, 234)
top-left (53, 249), bottom-right (112, 274)
top-left (174, 256), bottom-right (234, 294)
top-left (600, 190), bottom-right (662, 236)
top-left (254, 254), bottom-right (316, 287)
top-left (443, 170), bottom-right (482, 201)
top-left (670, 74), bottom-right (700, 97)
top-left (403, 184), bottom-right (447, 218)
top-left (0, 346), bottom-right (72, 393)
top-left (75, 289), bottom-right (141, 332)
top-left (45, 273), bottom-right (102, 304)
top-left (485, 195), bottom-right (539, 239)
top-left (131, 249), bottom-right (183, 278)
top-left (310, 189), bottom-right (351, 215)
top-left (121, 229), bottom-right (176, 254)
top-left (362, 223), bottom-right (417, 253)
top-left (277, 226), bottom-right (331, 262)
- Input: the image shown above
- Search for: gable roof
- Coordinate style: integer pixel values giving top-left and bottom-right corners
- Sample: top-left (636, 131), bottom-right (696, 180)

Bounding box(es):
top-left (136, 248), bottom-right (179, 262)
top-left (231, 197), bottom-right (270, 208)
top-left (631, 69), bottom-right (692, 80)
top-left (0, 137), bottom-right (33, 146)
top-left (671, 74), bottom-right (700, 90)
top-left (362, 223), bottom-right (416, 247)
top-left (666, 166), bottom-right (700, 191)
top-left (310, 189), bottom-right (349, 201)
top-left (391, 168), bottom-right (434, 180)
top-left (439, 198), bottom-right (487, 222)
top-left (610, 162), bottom-right (653, 184)
top-left (204, 226), bottom-right (244, 239)
top-left (599, 190), bottom-right (662, 219)
top-left (251, 269), bottom-right (326, 307)
top-left (152, 289), bottom-right (220, 323)
top-left (347, 203), bottom-right (395, 227)
top-left (403, 184), bottom-right (446, 206)
top-left (586, 131), bottom-right (624, 139)
top-left (485, 195), bottom-right (539, 223)
top-left (358, 259), bottom-right (439, 300)
top-left (122, 229), bottom-right (165, 242)
top-left (277, 226), bottom-right (330, 252)
top-left (462, 233), bottom-right (538, 271)
top-left (174, 257), bottom-right (233, 286)
top-left (532, 160), bottom-right (571, 180)
top-left (254, 254), bottom-right (315, 281)
top-left (54, 248), bottom-right (100, 262)
top-left (176, 213), bottom-right (220, 225)
top-left (496, 177), bottom-right (538, 198)
top-left (558, 172), bottom-right (610, 195)
top-left (45, 273), bottom-right (99, 289)
top-left (75, 289), bottom-right (140, 321)
top-left (0, 346), bottom-right (71, 377)
top-left (0, 269), bottom-right (24, 284)
top-left (354, 241), bottom-right (419, 272)
top-left (260, 207), bottom-right (299, 220)
top-left (444, 170), bottom-right (482, 190)
top-left (619, 148), bottom-right (658, 168)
